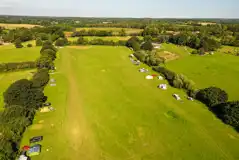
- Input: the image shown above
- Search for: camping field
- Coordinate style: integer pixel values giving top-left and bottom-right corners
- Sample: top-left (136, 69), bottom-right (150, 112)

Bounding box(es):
top-left (166, 48), bottom-right (239, 101)
top-left (21, 46), bottom-right (239, 160)
top-left (0, 23), bottom-right (40, 29)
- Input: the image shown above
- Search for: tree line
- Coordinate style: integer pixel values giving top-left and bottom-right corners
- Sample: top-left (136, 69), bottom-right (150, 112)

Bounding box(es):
top-left (0, 41), bottom-right (57, 160)
top-left (0, 61), bottom-right (36, 73)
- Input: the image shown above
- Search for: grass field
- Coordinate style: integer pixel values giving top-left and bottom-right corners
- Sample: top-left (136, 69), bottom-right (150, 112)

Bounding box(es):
top-left (0, 70), bottom-right (35, 109)
top-left (0, 23), bottom-right (40, 29)
top-left (0, 44), bottom-right (40, 63)
top-left (75, 27), bottom-right (143, 34)
top-left (166, 48), bottom-right (239, 101)
top-left (68, 36), bottom-right (133, 42)
top-left (21, 46), bottom-right (239, 160)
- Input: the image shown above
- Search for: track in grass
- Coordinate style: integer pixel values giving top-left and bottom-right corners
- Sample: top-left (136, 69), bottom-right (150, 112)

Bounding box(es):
top-left (21, 46), bottom-right (239, 160)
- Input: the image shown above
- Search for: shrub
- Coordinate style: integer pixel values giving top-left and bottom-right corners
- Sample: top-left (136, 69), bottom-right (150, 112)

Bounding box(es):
top-left (153, 66), bottom-right (176, 82)
top-left (133, 50), bottom-right (149, 62)
top-left (40, 41), bottom-right (57, 53)
top-left (196, 87), bottom-right (228, 107)
top-left (213, 101), bottom-right (239, 131)
top-left (14, 38), bottom-right (23, 48)
top-left (27, 44), bottom-right (33, 48)
top-left (126, 36), bottom-right (140, 48)
top-left (31, 69), bottom-right (50, 88)
top-left (36, 38), bottom-right (43, 46)
top-left (141, 40), bottom-right (154, 51)
top-left (76, 37), bottom-right (85, 45)
top-left (131, 41), bottom-right (140, 51)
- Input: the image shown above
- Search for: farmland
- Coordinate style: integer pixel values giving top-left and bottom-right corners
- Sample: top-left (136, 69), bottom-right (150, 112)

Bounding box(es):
top-left (0, 23), bottom-right (40, 29)
top-left (68, 36), bottom-right (138, 42)
top-left (0, 45), bottom-right (40, 63)
top-left (76, 27), bottom-right (143, 34)
top-left (21, 46), bottom-right (239, 160)
top-left (166, 48), bottom-right (239, 101)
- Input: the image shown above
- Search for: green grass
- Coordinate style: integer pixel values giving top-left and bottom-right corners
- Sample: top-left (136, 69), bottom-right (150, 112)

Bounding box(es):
top-left (166, 47), bottom-right (239, 100)
top-left (0, 45), bottom-right (40, 63)
top-left (0, 23), bottom-right (40, 29)
top-left (218, 45), bottom-right (239, 55)
top-left (21, 46), bottom-right (239, 160)
top-left (0, 70), bottom-right (35, 109)
top-left (68, 36), bottom-right (143, 42)
top-left (75, 27), bottom-right (143, 34)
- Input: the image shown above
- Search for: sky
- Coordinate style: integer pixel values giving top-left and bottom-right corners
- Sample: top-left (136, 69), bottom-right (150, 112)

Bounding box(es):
top-left (0, 0), bottom-right (238, 18)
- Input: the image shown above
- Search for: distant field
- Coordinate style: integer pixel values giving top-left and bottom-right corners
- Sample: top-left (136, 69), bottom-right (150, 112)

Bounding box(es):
top-left (68, 36), bottom-right (133, 42)
top-left (21, 46), bottom-right (239, 160)
top-left (75, 27), bottom-right (143, 34)
top-left (218, 45), bottom-right (239, 55)
top-left (0, 70), bottom-right (35, 109)
top-left (0, 23), bottom-right (40, 29)
top-left (166, 48), bottom-right (239, 100)
top-left (0, 45), bottom-right (40, 63)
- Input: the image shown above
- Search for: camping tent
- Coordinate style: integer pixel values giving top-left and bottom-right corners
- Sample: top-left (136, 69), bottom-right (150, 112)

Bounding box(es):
top-left (145, 75), bottom-right (154, 80)
top-left (28, 144), bottom-right (41, 156)
top-left (158, 76), bottom-right (163, 80)
top-left (158, 84), bottom-right (167, 90)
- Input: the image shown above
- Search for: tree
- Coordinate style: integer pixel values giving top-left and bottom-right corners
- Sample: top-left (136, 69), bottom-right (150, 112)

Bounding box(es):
top-left (14, 38), bottom-right (23, 48)
top-left (36, 38), bottom-right (43, 46)
top-left (141, 41), bottom-right (153, 51)
top-left (196, 87), bottom-right (228, 107)
top-left (40, 41), bottom-right (57, 53)
top-left (55, 38), bottom-right (66, 46)
top-left (76, 37), bottom-right (85, 45)
top-left (27, 44), bottom-right (33, 47)
top-left (213, 101), bottom-right (239, 130)
top-left (31, 69), bottom-right (50, 88)
top-left (119, 29), bottom-right (126, 36)
top-left (131, 41), bottom-right (140, 51)
top-left (126, 36), bottom-right (140, 48)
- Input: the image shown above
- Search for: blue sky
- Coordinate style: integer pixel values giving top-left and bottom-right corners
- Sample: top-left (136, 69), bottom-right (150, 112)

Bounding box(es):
top-left (0, 0), bottom-right (238, 18)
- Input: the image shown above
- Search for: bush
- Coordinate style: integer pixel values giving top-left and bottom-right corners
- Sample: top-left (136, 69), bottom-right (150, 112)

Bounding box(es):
top-left (36, 38), bottom-right (43, 46)
top-left (213, 101), bottom-right (239, 131)
top-left (76, 37), bottom-right (85, 45)
top-left (55, 38), bottom-right (68, 46)
top-left (31, 69), bottom-right (50, 88)
top-left (153, 66), bottom-right (176, 82)
top-left (27, 44), bottom-right (33, 48)
top-left (133, 50), bottom-right (149, 62)
top-left (141, 40), bottom-right (154, 51)
top-left (14, 38), bottom-right (23, 48)
top-left (126, 36), bottom-right (140, 48)
top-left (40, 41), bottom-right (57, 53)
top-left (196, 87), bottom-right (228, 107)
top-left (131, 41), bottom-right (140, 51)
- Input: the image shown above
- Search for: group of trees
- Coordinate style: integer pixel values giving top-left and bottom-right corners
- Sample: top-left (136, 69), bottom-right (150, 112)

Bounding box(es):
top-left (72, 29), bottom-right (113, 37)
top-left (36, 41), bottom-right (58, 69)
top-left (73, 37), bottom-right (126, 46)
top-left (0, 61), bottom-right (36, 73)
top-left (0, 41), bottom-right (57, 159)
top-left (195, 87), bottom-right (239, 131)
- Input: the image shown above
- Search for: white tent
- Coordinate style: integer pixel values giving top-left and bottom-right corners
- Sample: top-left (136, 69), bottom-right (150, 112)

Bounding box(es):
top-left (145, 75), bottom-right (154, 80)
top-left (158, 84), bottom-right (167, 90)
top-left (173, 94), bottom-right (181, 100)
top-left (158, 76), bottom-right (163, 80)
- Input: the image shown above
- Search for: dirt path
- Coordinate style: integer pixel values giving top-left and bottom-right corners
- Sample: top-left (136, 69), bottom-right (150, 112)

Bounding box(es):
top-left (61, 50), bottom-right (99, 160)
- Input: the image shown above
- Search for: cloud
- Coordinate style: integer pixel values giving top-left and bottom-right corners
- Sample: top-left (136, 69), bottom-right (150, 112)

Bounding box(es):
top-left (0, 0), bottom-right (21, 7)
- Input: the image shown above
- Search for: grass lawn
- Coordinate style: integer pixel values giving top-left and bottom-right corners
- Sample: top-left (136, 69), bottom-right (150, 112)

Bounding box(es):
top-left (0, 70), bottom-right (35, 110)
top-left (75, 27), bottom-right (143, 34)
top-left (21, 46), bottom-right (239, 160)
top-left (0, 23), bottom-right (40, 29)
top-left (0, 45), bottom-right (40, 63)
top-left (166, 49), bottom-right (239, 100)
